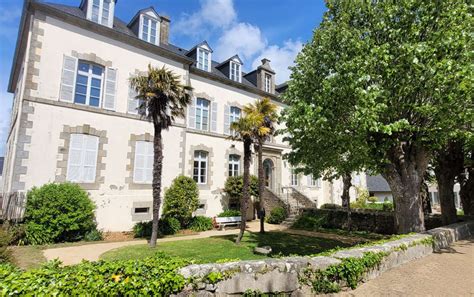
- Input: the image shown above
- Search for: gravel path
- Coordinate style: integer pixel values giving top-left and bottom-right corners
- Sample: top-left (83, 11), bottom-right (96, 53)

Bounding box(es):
top-left (339, 238), bottom-right (474, 297)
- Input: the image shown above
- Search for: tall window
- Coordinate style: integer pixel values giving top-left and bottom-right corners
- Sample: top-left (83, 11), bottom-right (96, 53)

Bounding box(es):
top-left (230, 62), bottom-right (241, 82)
top-left (67, 134), bottom-right (99, 183)
top-left (141, 16), bottom-right (158, 44)
top-left (197, 48), bottom-right (210, 71)
top-left (228, 155), bottom-right (240, 177)
top-left (91, 0), bottom-right (111, 26)
top-left (309, 175), bottom-right (321, 187)
top-left (193, 151), bottom-right (208, 184)
top-left (74, 61), bottom-right (104, 107)
top-left (264, 74), bottom-right (272, 93)
top-left (133, 141), bottom-right (153, 184)
top-left (229, 106), bottom-right (241, 134)
top-left (291, 170), bottom-right (299, 186)
top-left (195, 98), bottom-right (210, 131)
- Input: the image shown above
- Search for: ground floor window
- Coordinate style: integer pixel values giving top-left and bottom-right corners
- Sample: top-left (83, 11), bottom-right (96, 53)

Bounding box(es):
top-left (193, 151), bottom-right (208, 184)
top-left (228, 154), bottom-right (240, 177)
top-left (66, 134), bottom-right (99, 183)
top-left (291, 169), bottom-right (299, 186)
top-left (133, 141), bottom-right (153, 184)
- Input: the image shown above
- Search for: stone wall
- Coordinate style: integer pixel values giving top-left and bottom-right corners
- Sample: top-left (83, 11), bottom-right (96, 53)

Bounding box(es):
top-left (262, 188), bottom-right (287, 214)
top-left (174, 220), bottom-right (474, 296)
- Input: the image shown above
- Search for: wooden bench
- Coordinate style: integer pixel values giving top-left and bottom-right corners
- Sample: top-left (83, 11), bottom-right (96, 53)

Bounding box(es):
top-left (215, 216), bottom-right (242, 230)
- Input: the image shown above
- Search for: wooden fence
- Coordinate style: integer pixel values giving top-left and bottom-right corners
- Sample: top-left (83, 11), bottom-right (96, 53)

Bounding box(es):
top-left (1, 192), bottom-right (27, 223)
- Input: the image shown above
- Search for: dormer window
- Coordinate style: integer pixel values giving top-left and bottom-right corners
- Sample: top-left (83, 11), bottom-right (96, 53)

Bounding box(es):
top-left (230, 62), bottom-right (241, 82)
top-left (141, 16), bottom-right (159, 45)
top-left (87, 0), bottom-right (114, 28)
top-left (264, 74), bottom-right (272, 93)
top-left (197, 48), bottom-right (210, 72)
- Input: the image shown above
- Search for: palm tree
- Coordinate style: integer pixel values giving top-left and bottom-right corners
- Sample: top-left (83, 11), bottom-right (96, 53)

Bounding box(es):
top-left (244, 98), bottom-right (278, 233)
top-left (229, 114), bottom-right (259, 244)
top-left (130, 65), bottom-right (192, 247)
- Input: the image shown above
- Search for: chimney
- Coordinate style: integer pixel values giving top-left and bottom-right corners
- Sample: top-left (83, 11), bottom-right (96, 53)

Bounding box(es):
top-left (160, 15), bottom-right (170, 45)
top-left (257, 58), bottom-right (275, 94)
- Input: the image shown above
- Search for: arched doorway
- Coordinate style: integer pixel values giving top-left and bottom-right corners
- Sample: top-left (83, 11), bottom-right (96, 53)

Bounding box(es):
top-left (263, 159), bottom-right (274, 190)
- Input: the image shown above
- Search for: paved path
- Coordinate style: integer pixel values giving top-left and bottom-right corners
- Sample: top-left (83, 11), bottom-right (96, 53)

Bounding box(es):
top-left (339, 238), bottom-right (474, 297)
top-left (43, 221), bottom-right (285, 265)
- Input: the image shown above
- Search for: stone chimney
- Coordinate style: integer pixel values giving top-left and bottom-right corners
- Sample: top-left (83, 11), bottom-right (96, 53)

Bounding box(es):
top-left (257, 58), bottom-right (275, 94)
top-left (160, 15), bottom-right (170, 45)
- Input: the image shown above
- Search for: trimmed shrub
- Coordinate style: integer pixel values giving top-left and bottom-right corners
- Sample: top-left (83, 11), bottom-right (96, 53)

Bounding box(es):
top-left (84, 229), bottom-right (103, 242)
top-left (24, 183), bottom-right (96, 244)
top-left (292, 213), bottom-right (329, 230)
top-left (320, 203), bottom-right (342, 210)
top-left (133, 221), bottom-right (152, 238)
top-left (188, 216), bottom-right (213, 232)
top-left (217, 209), bottom-right (241, 217)
top-left (162, 176), bottom-right (199, 227)
top-left (266, 207), bottom-right (287, 224)
top-left (133, 217), bottom-right (181, 238)
top-left (0, 253), bottom-right (190, 295)
top-left (382, 202), bottom-right (394, 212)
top-left (223, 175), bottom-right (259, 200)
top-left (0, 228), bottom-right (11, 263)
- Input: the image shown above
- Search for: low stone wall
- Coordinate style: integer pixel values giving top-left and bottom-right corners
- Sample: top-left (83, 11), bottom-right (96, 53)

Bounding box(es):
top-left (174, 220), bottom-right (474, 296)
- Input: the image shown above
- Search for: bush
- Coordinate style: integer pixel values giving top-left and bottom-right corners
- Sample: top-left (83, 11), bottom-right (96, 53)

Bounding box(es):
top-left (223, 175), bottom-right (259, 200)
top-left (188, 216), bottom-right (213, 232)
top-left (162, 176), bottom-right (199, 228)
top-left (382, 202), bottom-right (394, 212)
top-left (217, 209), bottom-right (241, 217)
top-left (0, 228), bottom-right (11, 263)
top-left (320, 203), bottom-right (342, 210)
top-left (84, 229), bottom-right (103, 242)
top-left (292, 213), bottom-right (329, 230)
top-left (133, 217), bottom-right (181, 238)
top-left (0, 253), bottom-right (190, 295)
top-left (24, 183), bottom-right (97, 244)
top-left (266, 207), bottom-right (287, 224)
top-left (367, 196), bottom-right (378, 204)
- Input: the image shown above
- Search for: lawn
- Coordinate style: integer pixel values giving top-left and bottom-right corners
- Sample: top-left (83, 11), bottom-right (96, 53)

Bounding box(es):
top-left (101, 231), bottom-right (353, 263)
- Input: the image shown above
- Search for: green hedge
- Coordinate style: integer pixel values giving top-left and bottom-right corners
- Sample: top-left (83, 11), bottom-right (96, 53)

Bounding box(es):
top-left (188, 216), bottom-right (214, 232)
top-left (133, 217), bottom-right (181, 238)
top-left (0, 253), bottom-right (190, 295)
top-left (24, 183), bottom-right (97, 245)
top-left (217, 210), bottom-right (241, 217)
top-left (266, 207), bottom-right (287, 224)
top-left (320, 203), bottom-right (342, 210)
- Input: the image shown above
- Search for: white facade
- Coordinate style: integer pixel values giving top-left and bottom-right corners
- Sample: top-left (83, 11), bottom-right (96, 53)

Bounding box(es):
top-left (2, 0), bottom-right (365, 231)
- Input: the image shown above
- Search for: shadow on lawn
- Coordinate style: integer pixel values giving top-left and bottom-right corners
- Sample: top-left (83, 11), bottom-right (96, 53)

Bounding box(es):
top-left (214, 231), bottom-right (353, 257)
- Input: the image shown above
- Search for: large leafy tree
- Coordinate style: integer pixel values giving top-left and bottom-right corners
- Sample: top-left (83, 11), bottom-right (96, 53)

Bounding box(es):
top-left (283, 0), bottom-right (472, 233)
top-left (244, 98), bottom-right (278, 234)
top-left (130, 65), bottom-right (192, 247)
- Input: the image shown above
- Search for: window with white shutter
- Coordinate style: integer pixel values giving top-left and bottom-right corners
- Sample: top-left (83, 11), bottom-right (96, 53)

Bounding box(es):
top-left (133, 141), bottom-right (153, 184)
top-left (59, 55), bottom-right (78, 103)
top-left (195, 98), bottom-right (209, 131)
top-left (211, 102), bottom-right (218, 132)
top-left (188, 98), bottom-right (196, 129)
top-left (103, 67), bottom-right (117, 111)
top-left (66, 134), bottom-right (99, 183)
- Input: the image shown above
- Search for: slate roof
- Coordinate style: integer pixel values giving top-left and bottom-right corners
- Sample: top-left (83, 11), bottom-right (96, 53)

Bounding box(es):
top-left (42, 2), bottom-right (283, 96)
top-left (367, 175), bottom-right (391, 192)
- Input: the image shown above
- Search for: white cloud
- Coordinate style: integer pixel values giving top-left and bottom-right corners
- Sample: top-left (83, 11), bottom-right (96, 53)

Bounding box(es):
top-left (214, 23), bottom-right (267, 61)
top-left (252, 40), bottom-right (303, 84)
top-left (0, 91), bottom-right (13, 156)
top-left (174, 0), bottom-right (236, 38)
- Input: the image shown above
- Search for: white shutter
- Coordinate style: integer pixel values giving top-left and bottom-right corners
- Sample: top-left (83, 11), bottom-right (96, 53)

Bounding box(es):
top-left (103, 67), bottom-right (117, 111)
top-left (83, 135), bottom-right (99, 182)
top-left (134, 141), bottom-right (153, 184)
top-left (188, 98), bottom-right (196, 129)
top-left (211, 101), bottom-right (218, 132)
top-left (307, 175), bottom-right (312, 187)
top-left (67, 134), bottom-right (83, 182)
top-left (145, 142), bottom-right (154, 183)
top-left (128, 85), bottom-right (139, 114)
top-left (59, 55), bottom-right (78, 103)
top-left (224, 104), bottom-right (230, 135)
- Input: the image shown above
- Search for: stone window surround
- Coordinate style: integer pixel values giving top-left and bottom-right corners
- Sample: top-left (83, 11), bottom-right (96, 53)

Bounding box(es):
top-left (225, 145), bottom-right (243, 179)
top-left (56, 124), bottom-right (108, 190)
top-left (188, 91), bottom-right (216, 132)
top-left (126, 133), bottom-right (154, 190)
top-left (195, 199), bottom-right (208, 216)
top-left (131, 201), bottom-right (153, 222)
top-left (188, 144), bottom-right (214, 190)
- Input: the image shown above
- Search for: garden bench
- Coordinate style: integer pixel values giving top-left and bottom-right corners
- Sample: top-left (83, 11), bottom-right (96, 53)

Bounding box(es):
top-left (215, 216), bottom-right (241, 230)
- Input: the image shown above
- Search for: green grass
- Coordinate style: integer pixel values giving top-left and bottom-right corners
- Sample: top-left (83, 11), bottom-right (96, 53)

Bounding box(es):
top-left (101, 231), bottom-right (353, 263)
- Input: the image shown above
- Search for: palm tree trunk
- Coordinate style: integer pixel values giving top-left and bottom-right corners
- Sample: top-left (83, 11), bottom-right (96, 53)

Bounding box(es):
top-left (341, 172), bottom-right (352, 230)
top-left (257, 139), bottom-right (265, 233)
top-left (150, 124), bottom-right (163, 247)
top-left (236, 138), bottom-right (252, 244)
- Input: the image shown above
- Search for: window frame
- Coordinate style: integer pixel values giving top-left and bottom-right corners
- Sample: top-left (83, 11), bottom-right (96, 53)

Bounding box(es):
top-left (228, 154), bottom-right (241, 177)
top-left (195, 98), bottom-right (210, 131)
top-left (291, 170), bottom-right (299, 187)
top-left (90, 0), bottom-right (112, 26)
top-left (133, 141), bottom-right (154, 184)
top-left (230, 61), bottom-right (241, 82)
top-left (193, 151), bottom-right (208, 184)
top-left (229, 106), bottom-right (241, 126)
top-left (309, 175), bottom-right (321, 187)
top-left (141, 15), bottom-right (159, 45)
top-left (264, 73), bottom-right (272, 93)
top-left (66, 134), bottom-right (99, 183)
top-left (74, 60), bottom-right (104, 108)
top-left (197, 48), bottom-right (210, 71)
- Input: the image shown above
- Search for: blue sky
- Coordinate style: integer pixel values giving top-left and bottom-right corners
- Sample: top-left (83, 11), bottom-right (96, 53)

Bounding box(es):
top-left (0, 0), bottom-right (326, 156)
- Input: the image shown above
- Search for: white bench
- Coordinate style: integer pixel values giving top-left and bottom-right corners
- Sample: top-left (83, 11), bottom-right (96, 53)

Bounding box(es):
top-left (215, 216), bottom-right (242, 230)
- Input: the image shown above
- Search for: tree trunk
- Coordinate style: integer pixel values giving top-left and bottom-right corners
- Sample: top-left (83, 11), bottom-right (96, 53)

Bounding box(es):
top-left (421, 179), bottom-right (431, 215)
top-left (382, 143), bottom-right (428, 233)
top-left (341, 172), bottom-right (352, 230)
top-left (459, 150), bottom-right (473, 216)
top-left (257, 139), bottom-right (265, 233)
top-left (236, 138), bottom-right (252, 244)
top-left (434, 141), bottom-right (463, 225)
top-left (149, 125), bottom-right (163, 248)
